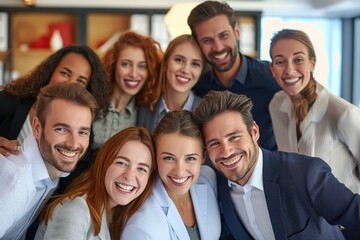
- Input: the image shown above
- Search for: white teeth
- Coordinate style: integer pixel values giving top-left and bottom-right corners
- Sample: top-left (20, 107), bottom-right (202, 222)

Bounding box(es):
top-left (171, 177), bottom-right (188, 183)
top-left (284, 78), bottom-right (299, 84)
top-left (116, 183), bottom-right (134, 192)
top-left (125, 80), bottom-right (140, 87)
top-left (58, 149), bottom-right (76, 157)
top-left (222, 156), bottom-right (240, 166)
top-left (214, 52), bottom-right (227, 60)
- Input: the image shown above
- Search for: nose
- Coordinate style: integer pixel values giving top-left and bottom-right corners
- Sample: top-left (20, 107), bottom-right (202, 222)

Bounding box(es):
top-left (129, 66), bottom-right (138, 78)
top-left (181, 62), bottom-right (191, 74)
top-left (65, 133), bottom-right (80, 150)
top-left (219, 143), bottom-right (233, 158)
top-left (174, 160), bottom-right (186, 175)
top-left (212, 38), bottom-right (223, 52)
top-left (123, 167), bottom-right (136, 180)
top-left (284, 62), bottom-right (296, 75)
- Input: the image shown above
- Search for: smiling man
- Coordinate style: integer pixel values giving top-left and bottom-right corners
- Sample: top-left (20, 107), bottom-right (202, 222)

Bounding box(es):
top-left (192, 90), bottom-right (360, 240)
top-left (0, 83), bottom-right (98, 240)
top-left (187, 1), bottom-right (281, 152)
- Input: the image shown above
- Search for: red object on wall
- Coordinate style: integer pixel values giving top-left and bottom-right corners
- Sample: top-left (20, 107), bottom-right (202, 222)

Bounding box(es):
top-left (49, 22), bottom-right (72, 46)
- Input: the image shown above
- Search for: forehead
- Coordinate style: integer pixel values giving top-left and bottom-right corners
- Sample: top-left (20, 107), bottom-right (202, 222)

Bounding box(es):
top-left (44, 98), bottom-right (92, 128)
top-left (170, 42), bottom-right (202, 60)
top-left (118, 46), bottom-right (146, 61)
top-left (156, 133), bottom-right (203, 150)
top-left (117, 140), bottom-right (152, 166)
top-left (272, 38), bottom-right (308, 56)
top-left (203, 111), bottom-right (245, 138)
top-left (194, 15), bottom-right (232, 39)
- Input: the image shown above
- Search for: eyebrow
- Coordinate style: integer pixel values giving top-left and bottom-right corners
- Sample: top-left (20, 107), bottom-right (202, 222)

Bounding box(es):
top-left (205, 130), bottom-right (242, 146)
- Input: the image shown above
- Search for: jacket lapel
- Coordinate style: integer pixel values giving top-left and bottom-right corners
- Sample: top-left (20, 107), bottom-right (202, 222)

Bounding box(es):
top-left (217, 171), bottom-right (253, 240)
top-left (191, 181), bottom-right (207, 239)
top-left (262, 149), bottom-right (287, 240)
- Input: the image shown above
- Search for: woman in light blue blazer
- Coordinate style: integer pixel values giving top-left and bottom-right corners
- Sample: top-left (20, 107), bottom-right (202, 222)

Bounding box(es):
top-left (122, 110), bottom-right (221, 240)
top-left (137, 34), bottom-right (205, 134)
top-left (35, 127), bottom-right (157, 240)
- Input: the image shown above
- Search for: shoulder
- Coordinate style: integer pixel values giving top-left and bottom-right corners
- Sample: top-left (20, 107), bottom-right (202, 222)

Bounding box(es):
top-left (122, 195), bottom-right (169, 239)
top-left (244, 55), bottom-right (271, 73)
top-left (269, 90), bottom-right (287, 108)
top-left (52, 196), bottom-right (90, 221)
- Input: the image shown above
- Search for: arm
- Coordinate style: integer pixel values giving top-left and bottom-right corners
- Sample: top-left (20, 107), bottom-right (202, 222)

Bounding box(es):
top-left (337, 105), bottom-right (360, 163)
top-left (306, 157), bottom-right (360, 235)
top-left (40, 197), bottom-right (92, 240)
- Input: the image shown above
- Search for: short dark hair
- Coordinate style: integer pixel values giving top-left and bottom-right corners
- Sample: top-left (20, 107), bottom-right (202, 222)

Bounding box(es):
top-left (192, 90), bottom-right (254, 134)
top-left (36, 82), bottom-right (98, 127)
top-left (187, 1), bottom-right (236, 39)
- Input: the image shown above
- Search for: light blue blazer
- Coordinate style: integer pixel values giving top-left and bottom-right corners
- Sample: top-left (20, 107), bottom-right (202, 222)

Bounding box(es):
top-left (121, 165), bottom-right (221, 240)
top-left (34, 196), bottom-right (110, 240)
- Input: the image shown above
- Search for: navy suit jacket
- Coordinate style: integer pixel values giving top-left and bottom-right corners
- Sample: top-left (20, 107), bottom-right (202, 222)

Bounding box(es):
top-left (218, 148), bottom-right (360, 240)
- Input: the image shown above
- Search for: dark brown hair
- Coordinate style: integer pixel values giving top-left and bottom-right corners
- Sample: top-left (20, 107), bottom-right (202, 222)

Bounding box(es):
top-left (192, 90), bottom-right (254, 135)
top-left (3, 45), bottom-right (109, 119)
top-left (36, 82), bottom-right (98, 127)
top-left (187, 1), bottom-right (236, 39)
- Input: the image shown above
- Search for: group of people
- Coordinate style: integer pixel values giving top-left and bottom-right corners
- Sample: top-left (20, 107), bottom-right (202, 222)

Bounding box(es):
top-left (0, 1), bottom-right (360, 239)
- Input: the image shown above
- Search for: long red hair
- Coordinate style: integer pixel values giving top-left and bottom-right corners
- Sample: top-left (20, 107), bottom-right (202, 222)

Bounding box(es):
top-left (40, 127), bottom-right (157, 236)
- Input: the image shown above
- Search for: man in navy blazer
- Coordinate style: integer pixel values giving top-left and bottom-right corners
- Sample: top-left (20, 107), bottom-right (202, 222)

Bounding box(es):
top-left (192, 90), bottom-right (360, 240)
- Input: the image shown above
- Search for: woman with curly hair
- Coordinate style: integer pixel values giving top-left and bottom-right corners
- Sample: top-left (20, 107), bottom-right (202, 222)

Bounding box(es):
top-left (269, 29), bottom-right (360, 194)
top-left (92, 31), bottom-right (162, 150)
top-left (0, 45), bottom-right (110, 157)
top-left (35, 127), bottom-right (158, 240)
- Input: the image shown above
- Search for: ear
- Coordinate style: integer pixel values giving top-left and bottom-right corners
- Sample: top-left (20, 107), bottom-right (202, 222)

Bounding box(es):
top-left (310, 57), bottom-right (316, 72)
top-left (234, 22), bottom-right (240, 41)
top-left (32, 117), bottom-right (42, 140)
top-left (251, 121), bottom-right (260, 142)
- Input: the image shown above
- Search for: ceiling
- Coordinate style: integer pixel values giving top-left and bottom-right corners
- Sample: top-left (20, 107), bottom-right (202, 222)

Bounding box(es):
top-left (1, 0), bottom-right (359, 18)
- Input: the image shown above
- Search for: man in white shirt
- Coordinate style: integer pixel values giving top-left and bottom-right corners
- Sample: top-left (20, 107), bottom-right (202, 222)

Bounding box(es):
top-left (192, 90), bottom-right (360, 240)
top-left (0, 82), bottom-right (98, 240)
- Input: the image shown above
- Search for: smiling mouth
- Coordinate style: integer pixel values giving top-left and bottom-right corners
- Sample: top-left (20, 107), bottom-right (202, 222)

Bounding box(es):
top-left (220, 155), bottom-right (241, 167)
top-left (169, 176), bottom-right (190, 185)
top-left (283, 77), bottom-right (300, 84)
top-left (213, 52), bottom-right (228, 60)
top-left (116, 182), bottom-right (135, 193)
top-left (57, 148), bottom-right (77, 158)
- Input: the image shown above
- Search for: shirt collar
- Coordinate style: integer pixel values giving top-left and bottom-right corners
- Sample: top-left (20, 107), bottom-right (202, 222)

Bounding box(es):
top-left (209, 53), bottom-right (248, 87)
top-left (23, 134), bottom-right (68, 186)
top-left (109, 97), bottom-right (136, 115)
top-left (159, 91), bottom-right (195, 115)
top-left (227, 147), bottom-right (264, 191)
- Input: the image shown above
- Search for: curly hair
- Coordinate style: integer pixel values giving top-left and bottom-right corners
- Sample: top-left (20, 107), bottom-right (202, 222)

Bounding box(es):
top-left (101, 31), bottom-right (163, 112)
top-left (3, 45), bottom-right (110, 119)
top-left (270, 29), bottom-right (317, 123)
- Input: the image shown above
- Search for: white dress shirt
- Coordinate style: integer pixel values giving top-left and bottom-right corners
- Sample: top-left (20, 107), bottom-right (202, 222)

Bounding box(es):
top-left (229, 149), bottom-right (275, 240)
top-left (0, 134), bottom-right (68, 240)
top-left (269, 82), bottom-right (360, 193)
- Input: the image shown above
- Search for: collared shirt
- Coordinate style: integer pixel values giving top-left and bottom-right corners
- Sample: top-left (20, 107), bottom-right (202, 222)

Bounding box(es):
top-left (228, 149), bottom-right (275, 240)
top-left (92, 97), bottom-right (137, 149)
top-left (157, 92), bottom-right (195, 126)
top-left (0, 134), bottom-right (67, 240)
top-left (193, 53), bottom-right (281, 151)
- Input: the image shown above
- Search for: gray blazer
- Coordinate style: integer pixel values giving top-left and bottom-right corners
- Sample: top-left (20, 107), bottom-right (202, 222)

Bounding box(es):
top-left (34, 196), bottom-right (110, 240)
